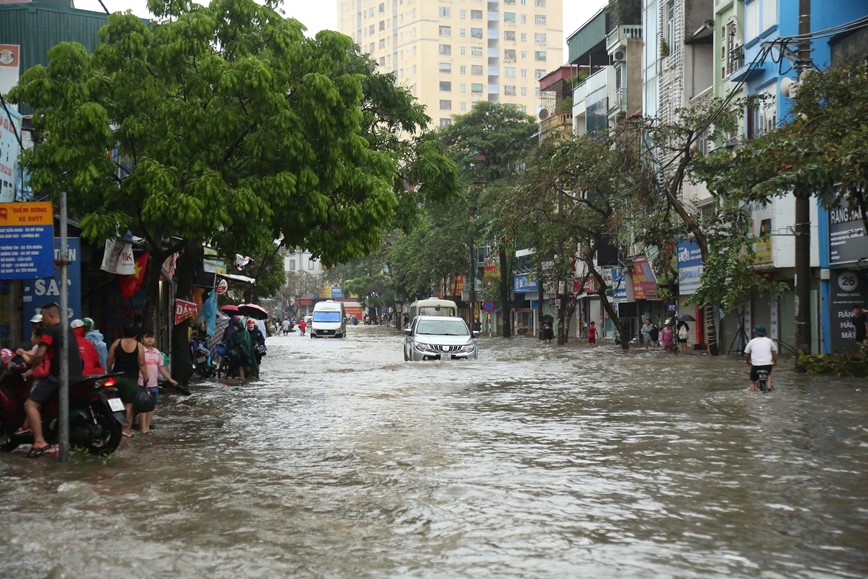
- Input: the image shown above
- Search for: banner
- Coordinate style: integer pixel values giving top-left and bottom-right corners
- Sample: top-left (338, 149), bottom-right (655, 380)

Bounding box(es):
top-left (0, 105), bottom-right (21, 202)
top-left (174, 299), bottom-right (198, 325)
top-left (100, 238), bottom-right (136, 275)
top-left (630, 255), bottom-right (658, 301)
top-left (676, 239), bottom-right (703, 296)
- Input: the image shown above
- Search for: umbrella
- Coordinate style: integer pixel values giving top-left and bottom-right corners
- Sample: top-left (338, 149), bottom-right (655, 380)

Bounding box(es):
top-left (239, 303), bottom-right (269, 320)
top-left (219, 304), bottom-right (240, 314)
top-left (674, 313), bottom-right (696, 322)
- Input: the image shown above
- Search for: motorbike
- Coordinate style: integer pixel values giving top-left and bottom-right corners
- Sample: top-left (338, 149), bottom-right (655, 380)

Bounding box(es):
top-left (0, 358), bottom-right (127, 456)
top-left (190, 338), bottom-right (215, 379)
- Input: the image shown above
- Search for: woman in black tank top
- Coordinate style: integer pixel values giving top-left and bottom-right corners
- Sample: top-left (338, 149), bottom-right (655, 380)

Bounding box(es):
top-left (106, 325), bottom-right (148, 437)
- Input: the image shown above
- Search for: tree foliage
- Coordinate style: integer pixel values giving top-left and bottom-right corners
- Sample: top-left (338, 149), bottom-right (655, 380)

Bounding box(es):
top-left (695, 61), bottom-right (868, 231)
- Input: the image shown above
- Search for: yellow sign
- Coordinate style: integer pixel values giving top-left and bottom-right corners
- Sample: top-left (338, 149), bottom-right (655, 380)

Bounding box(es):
top-left (0, 202), bottom-right (53, 226)
top-left (754, 237), bottom-right (772, 264)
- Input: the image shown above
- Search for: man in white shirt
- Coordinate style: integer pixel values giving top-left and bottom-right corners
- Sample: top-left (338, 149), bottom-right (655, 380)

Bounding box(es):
top-left (744, 325), bottom-right (778, 392)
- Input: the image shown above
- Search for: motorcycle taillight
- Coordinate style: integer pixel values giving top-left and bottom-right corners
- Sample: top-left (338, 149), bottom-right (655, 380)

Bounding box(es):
top-left (101, 377), bottom-right (117, 388)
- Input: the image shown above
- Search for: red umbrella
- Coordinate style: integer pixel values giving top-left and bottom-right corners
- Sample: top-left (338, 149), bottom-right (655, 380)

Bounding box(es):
top-left (239, 303), bottom-right (269, 320)
top-left (219, 304), bottom-right (240, 314)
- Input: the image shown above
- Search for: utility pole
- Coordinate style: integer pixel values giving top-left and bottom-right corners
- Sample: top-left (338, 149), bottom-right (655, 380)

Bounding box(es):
top-left (794, 0), bottom-right (812, 354)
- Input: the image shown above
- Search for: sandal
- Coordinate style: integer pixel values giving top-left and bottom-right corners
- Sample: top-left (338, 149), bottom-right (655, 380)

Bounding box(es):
top-left (122, 430), bottom-right (134, 438)
top-left (25, 444), bottom-right (50, 459)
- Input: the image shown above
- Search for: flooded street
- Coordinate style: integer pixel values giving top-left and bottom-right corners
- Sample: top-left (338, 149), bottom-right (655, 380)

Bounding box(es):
top-left (1, 325), bottom-right (867, 577)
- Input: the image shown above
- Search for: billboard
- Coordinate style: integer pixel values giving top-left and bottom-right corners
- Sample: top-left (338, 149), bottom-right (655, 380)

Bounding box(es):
top-left (676, 239), bottom-right (703, 296)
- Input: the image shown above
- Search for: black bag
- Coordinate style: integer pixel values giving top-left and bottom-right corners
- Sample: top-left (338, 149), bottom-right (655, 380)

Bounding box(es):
top-left (255, 343), bottom-right (267, 356)
top-left (134, 387), bottom-right (157, 413)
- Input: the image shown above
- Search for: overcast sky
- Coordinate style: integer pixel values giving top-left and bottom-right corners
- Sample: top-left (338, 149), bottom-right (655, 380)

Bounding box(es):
top-left (73, 0), bottom-right (608, 53)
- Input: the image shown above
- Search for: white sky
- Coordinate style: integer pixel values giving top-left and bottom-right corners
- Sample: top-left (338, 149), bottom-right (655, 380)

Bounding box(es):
top-left (73, 0), bottom-right (608, 55)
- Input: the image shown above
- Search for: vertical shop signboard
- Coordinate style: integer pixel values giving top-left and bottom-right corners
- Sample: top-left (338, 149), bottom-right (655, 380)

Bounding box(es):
top-left (21, 237), bottom-right (81, 340)
top-left (829, 269), bottom-right (868, 353)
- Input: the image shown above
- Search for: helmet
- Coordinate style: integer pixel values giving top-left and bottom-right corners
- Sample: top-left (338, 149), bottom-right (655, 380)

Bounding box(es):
top-left (82, 317), bottom-right (95, 331)
top-left (70, 319), bottom-right (85, 329)
top-left (753, 325), bottom-right (767, 337)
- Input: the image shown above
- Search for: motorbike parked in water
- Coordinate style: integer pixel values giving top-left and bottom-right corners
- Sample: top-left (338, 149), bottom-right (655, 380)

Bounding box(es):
top-left (190, 337), bottom-right (215, 379)
top-left (0, 358), bottom-right (127, 456)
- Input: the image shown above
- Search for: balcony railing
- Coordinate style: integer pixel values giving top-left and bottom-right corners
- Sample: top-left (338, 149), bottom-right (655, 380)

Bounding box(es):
top-left (727, 45), bottom-right (744, 76)
top-left (606, 25), bottom-right (643, 52)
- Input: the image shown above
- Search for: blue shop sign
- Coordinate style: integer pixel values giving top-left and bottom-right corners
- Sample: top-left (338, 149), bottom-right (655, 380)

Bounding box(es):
top-left (677, 239), bottom-right (704, 296)
top-left (514, 273), bottom-right (539, 293)
top-left (22, 238), bottom-right (81, 339)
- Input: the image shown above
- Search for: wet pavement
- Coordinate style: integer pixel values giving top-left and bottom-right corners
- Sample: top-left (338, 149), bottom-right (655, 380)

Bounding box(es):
top-left (1, 325), bottom-right (866, 577)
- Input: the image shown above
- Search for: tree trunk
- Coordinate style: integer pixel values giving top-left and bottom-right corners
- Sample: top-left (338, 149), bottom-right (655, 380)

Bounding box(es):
top-left (499, 244), bottom-right (511, 338)
top-left (170, 241), bottom-right (203, 385)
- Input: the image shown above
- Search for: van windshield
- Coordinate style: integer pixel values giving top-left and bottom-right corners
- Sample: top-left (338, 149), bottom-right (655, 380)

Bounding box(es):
top-left (313, 311), bottom-right (342, 323)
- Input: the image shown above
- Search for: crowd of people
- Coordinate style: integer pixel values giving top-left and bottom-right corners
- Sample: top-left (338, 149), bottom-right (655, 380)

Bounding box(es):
top-left (2, 302), bottom-right (181, 457)
top-left (638, 318), bottom-right (690, 354)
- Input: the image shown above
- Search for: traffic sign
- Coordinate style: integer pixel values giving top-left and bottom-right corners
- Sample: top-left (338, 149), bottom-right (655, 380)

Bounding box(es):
top-left (482, 300), bottom-right (495, 312)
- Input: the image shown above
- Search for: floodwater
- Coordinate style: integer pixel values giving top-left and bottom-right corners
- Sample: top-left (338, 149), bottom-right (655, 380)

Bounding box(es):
top-left (1, 326), bottom-right (866, 578)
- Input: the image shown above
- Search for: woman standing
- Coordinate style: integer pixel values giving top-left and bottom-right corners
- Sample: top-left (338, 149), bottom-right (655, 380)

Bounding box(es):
top-left (226, 318), bottom-right (258, 380)
top-left (106, 325), bottom-right (149, 438)
top-left (660, 322), bottom-right (675, 353)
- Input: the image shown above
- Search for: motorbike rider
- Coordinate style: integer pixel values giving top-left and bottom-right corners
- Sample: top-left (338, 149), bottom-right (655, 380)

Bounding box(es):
top-left (15, 302), bottom-right (84, 458)
top-left (744, 325), bottom-right (778, 392)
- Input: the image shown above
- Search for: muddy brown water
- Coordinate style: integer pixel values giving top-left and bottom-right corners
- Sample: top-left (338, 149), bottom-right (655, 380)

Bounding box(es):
top-left (1, 326), bottom-right (866, 578)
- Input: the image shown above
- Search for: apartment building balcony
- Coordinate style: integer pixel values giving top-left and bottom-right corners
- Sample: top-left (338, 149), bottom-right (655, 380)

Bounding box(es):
top-left (540, 111), bottom-right (574, 140)
top-left (606, 25), bottom-right (643, 52)
top-left (573, 67), bottom-right (607, 107)
top-left (607, 87), bottom-right (628, 118)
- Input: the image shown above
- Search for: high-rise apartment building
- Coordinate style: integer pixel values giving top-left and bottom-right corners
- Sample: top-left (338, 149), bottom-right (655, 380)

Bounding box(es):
top-left (337, 0), bottom-right (563, 126)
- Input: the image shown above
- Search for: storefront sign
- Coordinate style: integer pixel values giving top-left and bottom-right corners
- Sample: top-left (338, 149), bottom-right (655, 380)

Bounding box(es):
top-left (0, 202), bottom-right (55, 279)
top-left (610, 268), bottom-right (627, 303)
top-left (829, 269), bottom-right (868, 353)
top-left (174, 299), bottom-right (198, 325)
top-left (829, 206), bottom-right (867, 266)
top-left (630, 255), bottom-right (658, 300)
top-left (513, 272), bottom-right (539, 293)
top-left (676, 239), bottom-right (703, 296)
top-left (21, 238), bottom-right (81, 339)
top-left (0, 105), bottom-right (21, 203)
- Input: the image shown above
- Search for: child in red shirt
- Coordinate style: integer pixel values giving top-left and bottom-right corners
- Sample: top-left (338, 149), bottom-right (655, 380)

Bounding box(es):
top-left (587, 321), bottom-right (597, 344)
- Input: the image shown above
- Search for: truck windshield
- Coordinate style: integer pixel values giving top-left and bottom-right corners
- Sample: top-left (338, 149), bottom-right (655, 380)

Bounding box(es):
top-left (313, 311), bottom-right (342, 323)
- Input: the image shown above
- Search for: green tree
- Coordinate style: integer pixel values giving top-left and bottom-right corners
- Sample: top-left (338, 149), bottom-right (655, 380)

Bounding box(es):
top-left (435, 101), bottom-right (539, 337)
top-left (697, 62), bottom-right (867, 233)
top-left (10, 0), bottom-right (421, 379)
top-left (498, 127), bottom-right (647, 349)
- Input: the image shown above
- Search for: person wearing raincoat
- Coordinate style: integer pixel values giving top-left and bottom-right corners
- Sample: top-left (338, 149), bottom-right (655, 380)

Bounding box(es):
top-left (225, 318), bottom-right (258, 379)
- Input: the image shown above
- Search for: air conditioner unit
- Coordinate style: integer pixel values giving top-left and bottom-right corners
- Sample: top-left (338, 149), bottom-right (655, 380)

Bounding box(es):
top-left (613, 48), bottom-right (627, 62)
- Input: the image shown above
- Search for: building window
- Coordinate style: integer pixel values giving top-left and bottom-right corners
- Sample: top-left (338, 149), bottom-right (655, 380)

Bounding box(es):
top-left (535, 51), bottom-right (546, 61)
top-left (471, 46), bottom-right (483, 57)
top-left (440, 118), bottom-right (452, 127)
top-left (439, 7), bottom-right (451, 18)
top-left (308, 260), bottom-right (315, 270)
top-left (460, 83), bottom-right (467, 93)
top-left (504, 49), bottom-right (516, 62)
top-left (471, 65), bottom-right (484, 75)
top-left (440, 81), bottom-right (452, 92)
top-left (534, 32), bottom-right (546, 44)
top-left (289, 260), bottom-right (296, 270)
top-left (504, 30), bottom-right (516, 41)
top-left (504, 12), bottom-right (516, 23)
top-left (440, 62), bottom-right (452, 73)
top-left (471, 10), bottom-right (483, 20)
top-left (746, 0), bottom-right (777, 41)
top-left (460, 65), bottom-right (467, 74)
top-left (535, 68), bottom-right (546, 79)
top-left (460, 102), bottom-right (468, 111)
top-left (534, 15), bottom-right (546, 26)
top-left (471, 28), bottom-right (483, 39)
top-left (439, 44), bottom-right (452, 55)
top-left (535, 0), bottom-right (546, 6)
top-left (723, 20), bottom-right (742, 77)
top-left (439, 25), bottom-right (451, 37)
top-left (471, 83), bottom-right (484, 94)
top-left (665, 0), bottom-right (676, 53)
top-left (749, 84), bottom-right (777, 138)
top-left (505, 66), bottom-right (516, 77)
top-left (504, 85), bottom-right (516, 96)
top-left (440, 100), bottom-right (452, 110)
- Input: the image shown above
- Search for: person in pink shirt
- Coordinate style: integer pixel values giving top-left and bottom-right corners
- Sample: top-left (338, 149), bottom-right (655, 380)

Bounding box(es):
top-left (138, 330), bottom-right (178, 434)
top-left (660, 321), bottom-right (675, 353)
